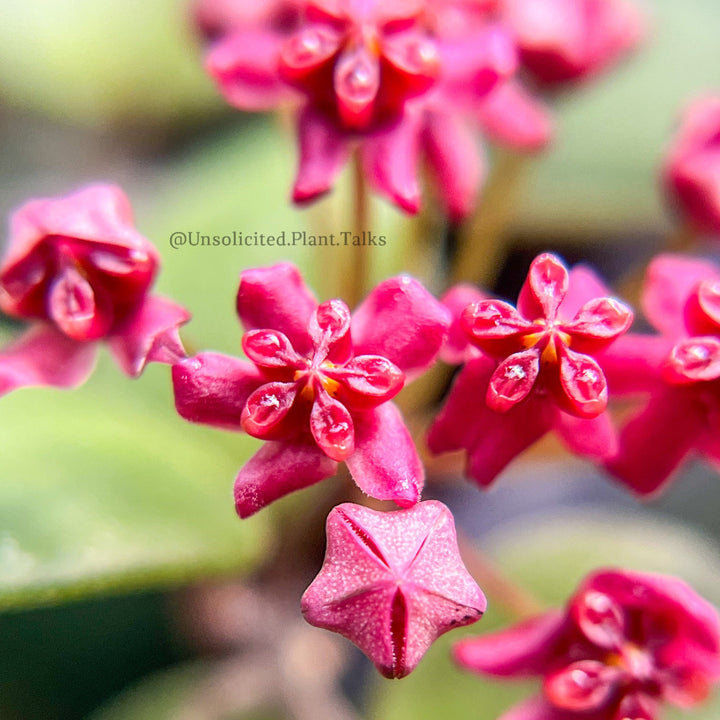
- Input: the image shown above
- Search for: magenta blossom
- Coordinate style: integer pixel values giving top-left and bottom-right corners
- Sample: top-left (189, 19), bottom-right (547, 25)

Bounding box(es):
top-left (173, 263), bottom-right (450, 517)
top-left (501, 0), bottom-right (644, 86)
top-left (428, 253), bottom-right (633, 488)
top-left (662, 96), bottom-right (720, 237)
top-left (455, 568), bottom-right (720, 720)
top-left (600, 254), bottom-right (720, 495)
top-left (302, 500), bottom-right (486, 678)
top-left (0, 185), bottom-right (189, 396)
top-left (203, 0), bottom-right (529, 216)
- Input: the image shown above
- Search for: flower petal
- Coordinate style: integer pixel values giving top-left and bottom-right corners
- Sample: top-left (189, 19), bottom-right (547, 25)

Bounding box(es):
top-left (361, 114), bottom-right (422, 214)
top-left (234, 440), bottom-right (338, 518)
top-left (292, 106), bottom-right (351, 204)
top-left (565, 297), bottom-right (633, 354)
top-left (604, 387), bottom-right (704, 496)
top-left (495, 696), bottom-right (578, 720)
top-left (241, 328), bottom-right (305, 369)
top-left (462, 299), bottom-right (532, 357)
top-left (454, 610), bottom-right (566, 677)
top-left (309, 298), bottom-right (352, 364)
top-left (345, 402), bottom-right (422, 506)
top-left (328, 355), bottom-right (405, 409)
top-left (236, 263), bottom-right (317, 357)
top-left (205, 29), bottom-right (289, 111)
top-left (544, 660), bottom-right (622, 712)
top-left (560, 265), bottom-right (613, 319)
top-left (554, 410), bottom-right (617, 461)
top-left (352, 275), bottom-right (451, 378)
top-left (439, 284), bottom-right (489, 364)
top-left (642, 254), bottom-right (719, 338)
top-left (334, 44), bottom-right (380, 129)
top-left (475, 80), bottom-right (553, 151)
top-left (518, 253), bottom-right (569, 321)
top-left (309, 387), bottom-right (355, 461)
top-left (487, 349), bottom-right (541, 412)
top-left (0, 325), bottom-right (97, 396)
top-left (172, 352), bottom-right (265, 431)
top-left (556, 347), bottom-right (607, 418)
top-left (108, 295), bottom-right (190, 376)
top-left (422, 109), bottom-right (483, 222)
top-left (663, 336), bottom-right (720, 384)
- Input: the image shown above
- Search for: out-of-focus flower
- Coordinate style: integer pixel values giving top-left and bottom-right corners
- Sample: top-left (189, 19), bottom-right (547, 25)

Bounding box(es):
top-left (173, 263), bottom-right (450, 517)
top-left (455, 568), bottom-right (720, 720)
top-left (193, 0), bottom-right (302, 41)
top-left (502, 0), bottom-right (645, 86)
top-left (202, 0), bottom-right (540, 217)
top-left (302, 500), bottom-right (486, 678)
top-left (603, 254), bottom-right (720, 495)
top-left (0, 185), bottom-right (189, 396)
top-left (663, 96), bottom-right (720, 237)
top-left (428, 253), bottom-right (632, 487)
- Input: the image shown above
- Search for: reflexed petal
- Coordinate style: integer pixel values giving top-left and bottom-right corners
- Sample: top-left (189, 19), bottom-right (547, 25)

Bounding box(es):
top-left (663, 336), bottom-right (720, 384)
top-left (487, 349), bottom-right (540, 412)
top-left (361, 114), bottom-right (422, 214)
top-left (234, 440), bottom-right (338, 518)
top-left (241, 328), bottom-right (305, 369)
top-left (310, 386), bottom-right (355, 460)
top-left (475, 80), bottom-right (552, 151)
top-left (309, 298), bottom-right (352, 364)
top-left (554, 410), bottom-right (617, 461)
top-left (454, 610), bottom-right (566, 677)
top-left (439, 284), bottom-right (489, 364)
top-left (206, 30), bottom-right (289, 111)
top-left (292, 106), bottom-right (351, 204)
top-left (427, 355), bottom-right (497, 453)
top-left (172, 352), bottom-right (265, 431)
top-left (345, 402), bottom-right (422, 506)
top-left (422, 109), bottom-right (483, 222)
top-left (518, 253), bottom-right (569, 321)
top-left (242, 381), bottom-right (300, 439)
top-left (557, 347), bottom-right (607, 418)
top-left (642, 254), bottom-right (718, 338)
top-left (605, 387), bottom-right (704, 496)
top-left (0, 325), bottom-right (97, 396)
top-left (352, 275), bottom-right (451, 378)
top-left (108, 294), bottom-right (190, 376)
top-left (236, 262), bottom-right (317, 356)
top-left (328, 355), bottom-right (405, 409)
top-left (544, 660), bottom-right (622, 711)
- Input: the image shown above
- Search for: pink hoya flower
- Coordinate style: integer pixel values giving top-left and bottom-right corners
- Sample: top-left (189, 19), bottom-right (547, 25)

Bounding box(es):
top-left (601, 254), bottom-right (720, 495)
top-left (501, 0), bottom-right (644, 86)
top-left (204, 0), bottom-right (530, 216)
top-left (193, 0), bottom-right (302, 41)
top-left (172, 263), bottom-right (450, 518)
top-left (454, 568), bottom-right (720, 720)
top-left (0, 185), bottom-right (189, 396)
top-left (662, 96), bottom-right (720, 237)
top-left (302, 500), bottom-right (486, 679)
top-left (428, 253), bottom-right (633, 487)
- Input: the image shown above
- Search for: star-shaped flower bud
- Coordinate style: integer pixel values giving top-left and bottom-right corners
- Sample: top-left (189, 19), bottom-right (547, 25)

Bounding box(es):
top-left (454, 568), bottom-right (720, 720)
top-left (302, 500), bottom-right (486, 679)
top-left (461, 253), bottom-right (632, 418)
top-left (0, 185), bottom-right (189, 396)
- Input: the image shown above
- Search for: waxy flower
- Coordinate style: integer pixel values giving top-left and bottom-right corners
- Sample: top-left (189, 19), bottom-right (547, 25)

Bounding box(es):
top-left (302, 500), bottom-right (486, 678)
top-left (0, 185), bottom-right (189, 396)
top-left (602, 254), bottom-right (720, 495)
top-left (203, 0), bottom-right (527, 216)
top-left (455, 568), bottom-right (720, 720)
top-left (501, 0), bottom-right (644, 86)
top-left (173, 263), bottom-right (450, 517)
top-left (662, 96), bottom-right (720, 236)
top-left (429, 253), bottom-right (633, 487)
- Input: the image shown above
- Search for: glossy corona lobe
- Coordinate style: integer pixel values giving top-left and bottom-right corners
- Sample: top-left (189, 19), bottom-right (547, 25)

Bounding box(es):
top-left (0, 185), bottom-right (189, 395)
top-left (302, 500), bottom-right (486, 679)
top-left (172, 263), bottom-right (451, 517)
top-left (455, 568), bottom-right (720, 720)
top-left (663, 96), bottom-right (720, 236)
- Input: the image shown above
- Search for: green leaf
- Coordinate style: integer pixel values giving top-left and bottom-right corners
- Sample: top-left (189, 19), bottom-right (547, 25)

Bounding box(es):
top-left (371, 508), bottom-right (720, 720)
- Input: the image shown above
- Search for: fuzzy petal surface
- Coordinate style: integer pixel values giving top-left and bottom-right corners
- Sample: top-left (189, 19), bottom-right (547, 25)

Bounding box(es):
top-left (439, 283), bottom-right (489, 364)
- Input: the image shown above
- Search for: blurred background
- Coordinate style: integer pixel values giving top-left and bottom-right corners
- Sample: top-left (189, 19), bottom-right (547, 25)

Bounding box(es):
top-left (0, 0), bottom-right (719, 718)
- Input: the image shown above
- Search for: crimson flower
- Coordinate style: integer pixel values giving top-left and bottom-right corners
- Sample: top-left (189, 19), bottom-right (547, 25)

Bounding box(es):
top-left (202, 0), bottom-right (530, 217)
top-left (0, 185), bottom-right (189, 396)
top-left (428, 253), bottom-right (632, 487)
top-left (662, 96), bottom-right (720, 236)
top-left (501, 0), bottom-right (644, 86)
top-left (601, 254), bottom-right (720, 495)
top-left (302, 500), bottom-right (486, 679)
top-left (455, 568), bottom-right (720, 720)
top-left (172, 263), bottom-right (450, 517)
